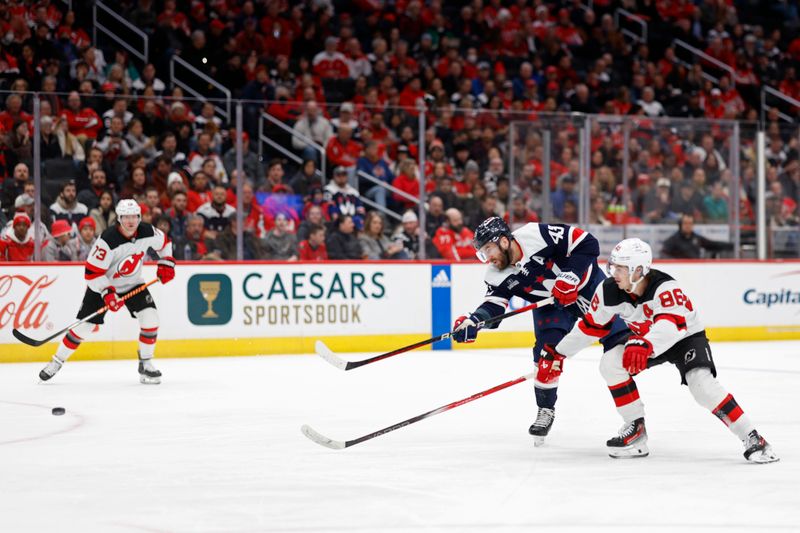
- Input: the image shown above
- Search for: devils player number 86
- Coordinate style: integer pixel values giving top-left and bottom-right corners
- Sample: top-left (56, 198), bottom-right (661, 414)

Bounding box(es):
top-left (659, 288), bottom-right (693, 311)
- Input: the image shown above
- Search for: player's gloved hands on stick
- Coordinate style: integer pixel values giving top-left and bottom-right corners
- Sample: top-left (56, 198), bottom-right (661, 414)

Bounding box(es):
top-left (452, 314), bottom-right (479, 343)
top-left (102, 287), bottom-right (124, 312)
top-left (622, 336), bottom-right (653, 374)
top-left (536, 344), bottom-right (566, 383)
top-left (157, 256), bottom-right (176, 284)
top-left (552, 271), bottom-right (581, 306)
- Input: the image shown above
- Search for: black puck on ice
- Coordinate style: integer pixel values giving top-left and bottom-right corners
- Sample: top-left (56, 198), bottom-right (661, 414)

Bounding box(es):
top-left (51, 407), bottom-right (65, 416)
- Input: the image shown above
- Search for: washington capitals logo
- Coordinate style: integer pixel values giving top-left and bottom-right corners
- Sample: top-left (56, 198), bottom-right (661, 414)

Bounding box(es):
top-left (114, 252), bottom-right (145, 278)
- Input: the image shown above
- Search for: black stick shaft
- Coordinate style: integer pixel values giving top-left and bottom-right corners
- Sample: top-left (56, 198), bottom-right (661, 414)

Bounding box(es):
top-left (345, 298), bottom-right (553, 370)
top-left (345, 373), bottom-right (533, 448)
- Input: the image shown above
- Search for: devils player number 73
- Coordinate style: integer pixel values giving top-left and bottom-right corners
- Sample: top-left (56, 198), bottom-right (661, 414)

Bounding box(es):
top-left (92, 246), bottom-right (106, 260)
top-left (659, 288), bottom-right (693, 311)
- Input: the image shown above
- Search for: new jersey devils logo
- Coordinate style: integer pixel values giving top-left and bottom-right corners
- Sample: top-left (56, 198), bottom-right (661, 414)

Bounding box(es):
top-left (114, 252), bottom-right (145, 278)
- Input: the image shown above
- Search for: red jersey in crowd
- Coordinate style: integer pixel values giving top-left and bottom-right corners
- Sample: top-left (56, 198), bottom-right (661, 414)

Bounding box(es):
top-left (433, 225), bottom-right (475, 261)
top-left (298, 240), bottom-right (328, 261)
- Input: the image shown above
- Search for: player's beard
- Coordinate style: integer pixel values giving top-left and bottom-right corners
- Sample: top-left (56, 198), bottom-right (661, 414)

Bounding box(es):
top-left (496, 244), bottom-right (512, 270)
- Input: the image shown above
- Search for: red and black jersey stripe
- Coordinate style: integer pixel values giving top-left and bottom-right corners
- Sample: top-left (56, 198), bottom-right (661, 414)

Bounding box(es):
top-left (654, 313), bottom-right (687, 331)
top-left (608, 377), bottom-right (640, 407)
top-left (577, 313), bottom-right (613, 338)
top-left (84, 262), bottom-right (107, 280)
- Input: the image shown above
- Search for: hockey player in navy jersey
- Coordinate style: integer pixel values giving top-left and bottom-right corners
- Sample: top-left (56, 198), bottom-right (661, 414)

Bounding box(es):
top-left (39, 200), bottom-right (175, 384)
top-left (538, 238), bottom-right (778, 463)
top-left (452, 217), bottom-right (628, 445)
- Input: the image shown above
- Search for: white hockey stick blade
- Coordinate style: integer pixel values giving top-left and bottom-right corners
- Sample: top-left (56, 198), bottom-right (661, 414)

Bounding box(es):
top-left (301, 424), bottom-right (346, 450)
top-left (314, 340), bottom-right (348, 370)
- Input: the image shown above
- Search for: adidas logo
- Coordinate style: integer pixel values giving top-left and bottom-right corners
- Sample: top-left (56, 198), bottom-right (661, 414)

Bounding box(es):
top-left (432, 269), bottom-right (451, 288)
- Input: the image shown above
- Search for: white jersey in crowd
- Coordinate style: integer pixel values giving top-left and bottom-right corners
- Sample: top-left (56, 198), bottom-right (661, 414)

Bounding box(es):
top-left (558, 269), bottom-right (704, 357)
top-left (84, 222), bottom-right (173, 294)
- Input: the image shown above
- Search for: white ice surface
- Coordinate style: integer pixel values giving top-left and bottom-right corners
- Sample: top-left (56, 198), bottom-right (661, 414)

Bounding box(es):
top-left (1, 341), bottom-right (799, 533)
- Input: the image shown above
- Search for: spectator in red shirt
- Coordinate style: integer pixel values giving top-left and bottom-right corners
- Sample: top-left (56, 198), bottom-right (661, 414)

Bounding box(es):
top-left (187, 171), bottom-right (213, 213)
top-left (313, 37), bottom-right (350, 79)
top-left (504, 195), bottom-right (540, 230)
top-left (392, 159), bottom-right (421, 210)
top-left (0, 212), bottom-right (36, 261)
top-left (297, 223), bottom-right (328, 261)
top-left (398, 77), bottom-right (425, 115)
top-left (0, 93), bottom-right (33, 132)
top-left (433, 208), bottom-right (476, 261)
top-left (326, 125), bottom-right (362, 169)
top-left (60, 91), bottom-right (102, 141)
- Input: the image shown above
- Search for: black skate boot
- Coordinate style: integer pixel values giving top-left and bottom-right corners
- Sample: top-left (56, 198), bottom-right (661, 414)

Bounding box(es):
top-left (138, 356), bottom-right (162, 385)
top-left (743, 430), bottom-right (779, 464)
top-left (39, 356), bottom-right (64, 382)
top-left (528, 407), bottom-right (555, 447)
top-left (607, 417), bottom-right (648, 458)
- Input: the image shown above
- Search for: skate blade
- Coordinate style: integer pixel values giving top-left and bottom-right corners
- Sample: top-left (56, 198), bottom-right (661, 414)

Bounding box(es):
top-left (533, 436), bottom-right (546, 447)
top-left (608, 443), bottom-right (649, 459)
top-left (139, 376), bottom-right (161, 385)
top-left (747, 450), bottom-right (780, 464)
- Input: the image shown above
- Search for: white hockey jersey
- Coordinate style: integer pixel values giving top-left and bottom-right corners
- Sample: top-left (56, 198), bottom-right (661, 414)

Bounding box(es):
top-left (557, 269), bottom-right (704, 358)
top-left (84, 223), bottom-right (173, 294)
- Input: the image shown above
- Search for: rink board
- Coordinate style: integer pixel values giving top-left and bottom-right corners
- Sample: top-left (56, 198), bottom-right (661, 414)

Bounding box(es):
top-left (1, 260), bottom-right (799, 362)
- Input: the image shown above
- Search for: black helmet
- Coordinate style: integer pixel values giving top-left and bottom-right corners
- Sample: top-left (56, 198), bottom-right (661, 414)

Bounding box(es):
top-left (473, 216), bottom-right (512, 250)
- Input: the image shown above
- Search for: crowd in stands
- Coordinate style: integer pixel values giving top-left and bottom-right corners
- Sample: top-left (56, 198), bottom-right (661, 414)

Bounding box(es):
top-left (1, 0), bottom-right (799, 262)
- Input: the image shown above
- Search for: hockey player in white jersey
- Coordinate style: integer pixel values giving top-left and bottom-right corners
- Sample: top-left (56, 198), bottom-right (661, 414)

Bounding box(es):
top-left (39, 200), bottom-right (175, 384)
top-left (537, 238), bottom-right (778, 463)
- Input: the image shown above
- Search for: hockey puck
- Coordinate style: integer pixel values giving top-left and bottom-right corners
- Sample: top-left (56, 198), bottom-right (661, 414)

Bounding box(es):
top-left (51, 407), bottom-right (65, 416)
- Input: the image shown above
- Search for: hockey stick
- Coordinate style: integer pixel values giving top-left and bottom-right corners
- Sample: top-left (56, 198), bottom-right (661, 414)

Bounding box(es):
top-left (315, 297), bottom-right (554, 371)
top-left (302, 372), bottom-right (535, 449)
top-left (12, 279), bottom-right (160, 347)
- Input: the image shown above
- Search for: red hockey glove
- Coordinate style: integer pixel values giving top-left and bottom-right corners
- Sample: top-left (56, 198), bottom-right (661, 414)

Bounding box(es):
top-left (452, 314), bottom-right (479, 343)
top-left (537, 344), bottom-right (566, 384)
top-left (157, 256), bottom-right (176, 284)
top-left (536, 344), bottom-right (566, 383)
top-left (552, 271), bottom-right (581, 306)
top-left (102, 287), bottom-right (124, 312)
top-left (622, 336), bottom-right (653, 375)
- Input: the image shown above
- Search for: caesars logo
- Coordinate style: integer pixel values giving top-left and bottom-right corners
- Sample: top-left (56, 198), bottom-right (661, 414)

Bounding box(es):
top-left (242, 270), bottom-right (385, 326)
top-left (0, 274), bottom-right (56, 330)
top-left (187, 274), bottom-right (233, 325)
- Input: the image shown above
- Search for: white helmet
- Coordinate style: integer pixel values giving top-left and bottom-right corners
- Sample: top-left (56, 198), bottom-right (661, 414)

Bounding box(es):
top-left (607, 238), bottom-right (652, 290)
top-left (115, 199), bottom-right (142, 220)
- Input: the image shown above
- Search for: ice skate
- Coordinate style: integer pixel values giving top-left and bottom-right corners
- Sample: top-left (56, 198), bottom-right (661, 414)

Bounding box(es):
top-left (138, 358), bottom-right (162, 384)
top-left (39, 356), bottom-right (64, 382)
top-left (607, 417), bottom-right (649, 458)
top-left (743, 430), bottom-right (779, 464)
top-left (528, 407), bottom-right (555, 447)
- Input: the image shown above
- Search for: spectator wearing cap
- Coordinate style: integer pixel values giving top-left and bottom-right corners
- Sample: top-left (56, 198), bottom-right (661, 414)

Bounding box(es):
top-left (643, 178), bottom-right (677, 223)
top-left (43, 219), bottom-right (79, 261)
top-left (313, 37), bottom-right (350, 80)
top-left (1, 163), bottom-right (30, 218)
top-left (325, 166), bottom-right (366, 228)
top-left (551, 175), bottom-right (579, 220)
top-left (75, 216), bottom-right (97, 261)
top-left (331, 103), bottom-right (360, 137)
top-left (49, 180), bottom-right (88, 228)
top-left (662, 214), bottom-right (733, 259)
top-left (391, 209), bottom-right (440, 259)
top-left (197, 185), bottom-right (236, 233)
top-left (223, 131), bottom-right (263, 185)
top-left (424, 140), bottom-right (453, 179)
top-left (433, 208), bottom-right (475, 261)
top-left (292, 101), bottom-right (334, 163)
top-left (0, 213), bottom-right (37, 262)
top-left (356, 141), bottom-right (394, 209)
top-left (297, 223), bottom-right (328, 261)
